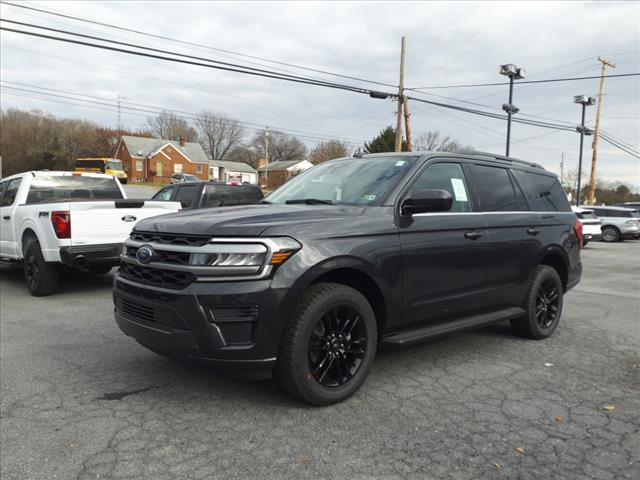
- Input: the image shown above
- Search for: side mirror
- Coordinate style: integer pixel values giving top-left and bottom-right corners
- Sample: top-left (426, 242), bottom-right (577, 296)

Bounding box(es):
top-left (401, 189), bottom-right (453, 216)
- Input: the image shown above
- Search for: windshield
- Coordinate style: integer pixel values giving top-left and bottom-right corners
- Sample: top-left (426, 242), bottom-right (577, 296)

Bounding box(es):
top-left (106, 160), bottom-right (123, 170)
top-left (26, 175), bottom-right (124, 204)
top-left (184, 174), bottom-right (200, 182)
top-left (266, 156), bottom-right (417, 205)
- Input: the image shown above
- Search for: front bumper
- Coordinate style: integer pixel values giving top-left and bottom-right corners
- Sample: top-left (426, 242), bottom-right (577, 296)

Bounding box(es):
top-left (113, 272), bottom-right (298, 375)
top-left (60, 243), bottom-right (122, 267)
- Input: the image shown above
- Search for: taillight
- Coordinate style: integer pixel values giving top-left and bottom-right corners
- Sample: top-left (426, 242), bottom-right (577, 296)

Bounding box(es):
top-left (51, 211), bottom-right (71, 239)
top-left (574, 220), bottom-right (583, 248)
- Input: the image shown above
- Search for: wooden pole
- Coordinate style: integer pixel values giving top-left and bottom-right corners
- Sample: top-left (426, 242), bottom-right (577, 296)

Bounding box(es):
top-left (403, 95), bottom-right (413, 151)
top-left (587, 56), bottom-right (615, 205)
top-left (394, 36), bottom-right (406, 152)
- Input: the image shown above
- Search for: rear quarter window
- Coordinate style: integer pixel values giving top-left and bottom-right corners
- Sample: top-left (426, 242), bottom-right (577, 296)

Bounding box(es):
top-left (512, 170), bottom-right (571, 212)
top-left (26, 176), bottom-right (123, 204)
top-left (201, 185), bottom-right (263, 208)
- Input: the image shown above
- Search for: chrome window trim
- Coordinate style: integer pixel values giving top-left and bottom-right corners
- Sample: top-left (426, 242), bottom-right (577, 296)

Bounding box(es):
top-left (410, 211), bottom-right (569, 217)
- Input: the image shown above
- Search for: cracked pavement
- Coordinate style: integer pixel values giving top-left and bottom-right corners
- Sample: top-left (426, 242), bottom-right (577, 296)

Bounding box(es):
top-left (1, 241), bottom-right (638, 479)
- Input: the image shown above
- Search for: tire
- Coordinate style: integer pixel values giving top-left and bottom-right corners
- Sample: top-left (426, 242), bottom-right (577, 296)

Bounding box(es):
top-left (23, 240), bottom-right (59, 296)
top-left (88, 264), bottom-right (113, 275)
top-left (277, 282), bottom-right (378, 405)
top-left (511, 265), bottom-right (563, 340)
top-left (601, 226), bottom-right (621, 242)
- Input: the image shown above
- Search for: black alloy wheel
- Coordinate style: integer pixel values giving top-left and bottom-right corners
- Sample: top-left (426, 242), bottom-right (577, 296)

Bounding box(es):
top-left (535, 279), bottom-right (560, 329)
top-left (308, 305), bottom-right (368, 387)
top-left (24, 251), bottom-right (40, 291)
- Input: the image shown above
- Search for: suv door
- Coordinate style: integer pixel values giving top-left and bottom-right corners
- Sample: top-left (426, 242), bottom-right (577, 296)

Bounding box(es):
top-left (0, 177), bottom-right (23, 258)
top-left (152, 186), bottom-right (176, 201)
top-left (398, 161), bottom-right (488, 325)
top-left (468, 164), bottom-right (541, 309)
top-left (174, 183), bottom-right (201, 209)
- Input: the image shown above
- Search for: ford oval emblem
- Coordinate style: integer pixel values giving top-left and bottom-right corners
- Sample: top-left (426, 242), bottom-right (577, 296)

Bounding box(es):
top-left (122, 215), bottom-right (137, 222)
top-left (136, 245), bottom-right (154, 264)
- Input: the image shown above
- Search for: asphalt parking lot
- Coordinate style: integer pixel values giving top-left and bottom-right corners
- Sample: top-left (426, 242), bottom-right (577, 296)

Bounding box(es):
top-left (1, 241), bottom-right (638, 480)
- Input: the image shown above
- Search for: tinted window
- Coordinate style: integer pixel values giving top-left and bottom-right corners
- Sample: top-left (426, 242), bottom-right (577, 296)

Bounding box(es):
top-left (512, 170), bottom-right (571, 212)
top-left (0, 181), bottom-right (7, 205)
top-left (472, 165), bottom-right (520, 212)
top-left (174, 184), bottom-right (199, 208)
top-left (76, 159), bottom-right (105, 170)
top-left (410, 162), bottom-right (472, 212)
top-left (1, 178), bottom-right (22, 207)
top-left (201, 184), bottom-right (263, 208)
top-left (576, 212), bottom-right (598, 220)
top-left (25, 175), bottom-right (123, 204)
top-left (153, 187), bottom-right (175, 201)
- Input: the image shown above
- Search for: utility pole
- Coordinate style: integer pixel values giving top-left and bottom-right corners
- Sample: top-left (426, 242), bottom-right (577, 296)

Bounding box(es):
top-left (116, 94), bottom-right (123, 131)
top-left (264, 127), bottom-right (269, 189)
top-left (402, 95), bottom-right (413, 151)
top-left (560, 152), bottom-right (564, 185)
top-left (573, 95), bottom-right (596, 207)
top-left (394, 36), bottom-right (406, 152)
top-left (587, 56), bottom-right (615, 205)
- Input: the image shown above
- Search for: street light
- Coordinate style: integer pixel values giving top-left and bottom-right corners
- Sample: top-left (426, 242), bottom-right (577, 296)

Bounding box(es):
top-left (499, 63), bottom-right (526, 157)
top-left (573, 95), bottom-right (596, 206)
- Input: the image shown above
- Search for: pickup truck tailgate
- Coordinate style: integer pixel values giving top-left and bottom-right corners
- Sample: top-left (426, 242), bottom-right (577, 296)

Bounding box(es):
top-left (69, 200), bottom-right (180, 246)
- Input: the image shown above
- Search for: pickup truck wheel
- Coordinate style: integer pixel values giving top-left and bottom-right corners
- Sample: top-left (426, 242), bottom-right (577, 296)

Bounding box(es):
top-left (23, 241), bottom-right (59, 296)
top-left (511, 265), bottom-right (563, 340)
top-left (601, 226), bottom-right (621, 242)
top-left (88, 265), bottom-right (113, 275)
top-left (277, 282), bottom-right (377, 405)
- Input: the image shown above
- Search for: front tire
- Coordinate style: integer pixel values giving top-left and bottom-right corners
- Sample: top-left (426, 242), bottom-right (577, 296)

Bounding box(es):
top-left (601, 226), bottom-right (621, 242)
top-left (23, 240), bottom-right (59, 296)
top-left (277, 283), bottom-right (377, 405)
top-left (511, 265), bottom-right (563, 339)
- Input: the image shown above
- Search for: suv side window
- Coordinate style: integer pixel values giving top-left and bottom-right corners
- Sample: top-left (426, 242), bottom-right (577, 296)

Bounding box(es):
top-left (471, 165), bottom-right (520, 212)
top-left (174, 184), bottom-right (199, 208)
top-left (153, 187), bottom-right (175, 201)
top-left (1, 178), bottom-right (22, 207)
top-left (512, 170), bottom-right (571, 212)
top-left (410, 162), bottom-right (472, 212)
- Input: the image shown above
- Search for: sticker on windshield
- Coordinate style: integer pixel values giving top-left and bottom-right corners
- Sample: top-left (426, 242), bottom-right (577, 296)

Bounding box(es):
top-left (358, 194), bottom-right (377, 202)
top-left (451, 178), bottom-right (468, 202)
top-left (395, 160), bottom-right (406, 167)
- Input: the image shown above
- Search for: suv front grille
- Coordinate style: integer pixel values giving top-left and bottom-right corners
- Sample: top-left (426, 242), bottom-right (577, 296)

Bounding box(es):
top-left (126, 246), bottom-right (191, 265)
top-left (130, 231), bottom-right (210, 247)
top-left (117, 296), bottom-right (189, 330)
top-left (119, 262), bottom-right (195, 290)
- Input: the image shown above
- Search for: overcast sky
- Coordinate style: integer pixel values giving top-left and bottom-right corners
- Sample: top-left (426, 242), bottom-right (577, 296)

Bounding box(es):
top-left (1, 1), bottom-right (638, 187)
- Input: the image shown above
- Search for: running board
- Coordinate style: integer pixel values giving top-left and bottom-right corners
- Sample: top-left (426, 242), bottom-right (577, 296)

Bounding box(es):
top-left (381, 307), bottom-right (525, 347)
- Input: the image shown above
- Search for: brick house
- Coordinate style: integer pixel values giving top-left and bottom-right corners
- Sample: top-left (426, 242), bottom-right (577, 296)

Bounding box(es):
top-left (256, 159), bottom-right (313, 190)
top-left (114, 135), bottom-right (211, 184)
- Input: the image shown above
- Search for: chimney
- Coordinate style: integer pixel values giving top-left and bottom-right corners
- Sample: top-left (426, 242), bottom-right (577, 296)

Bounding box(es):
top-left (179, 136), bottom-right (186, 147)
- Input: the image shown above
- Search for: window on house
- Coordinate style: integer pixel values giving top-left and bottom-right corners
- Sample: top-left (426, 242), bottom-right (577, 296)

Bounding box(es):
top-left (124, 161), bottom-right (130, 171)
top-left (196, 164), bottom-right (203, 174)
top-left (136, 160), bottom-right (143, 172)
top-left (174, 163), bottom-right (183, 174)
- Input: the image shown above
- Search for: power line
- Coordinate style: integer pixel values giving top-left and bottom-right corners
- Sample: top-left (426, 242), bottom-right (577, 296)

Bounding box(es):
top-left (1, 1), bottom-right (396, 88)
top-left (407, 72), bottom-right (640, 90)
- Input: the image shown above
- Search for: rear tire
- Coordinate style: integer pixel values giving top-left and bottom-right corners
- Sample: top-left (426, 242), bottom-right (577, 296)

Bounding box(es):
top-left (277, 282), bottom-right (377, 405)
top-left (88, 264), bottom-right (113, 275)
top-left (23, 240), bottom-right (59, 296)
top-left (511, 265), bottom-right (563, 340)
top-left (601, 226), bottom-right (621, 242)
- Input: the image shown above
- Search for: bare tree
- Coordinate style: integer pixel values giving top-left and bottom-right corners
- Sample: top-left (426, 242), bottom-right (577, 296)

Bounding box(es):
top-left (225, 144), bottom-right (259, 168)
top-left (250, 130), bottom-right (307, 163)
top-left (145, 111), bottom-right (197, 142)
top-left (309, 140), bottom-right (349, 164)
top-left (196, 111), bottom-right (244, 161)
top-left (414, 130), bottom-right (462, 152)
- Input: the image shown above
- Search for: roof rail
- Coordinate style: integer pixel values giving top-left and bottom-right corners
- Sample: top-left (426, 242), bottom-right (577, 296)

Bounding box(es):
top-left (454, 149), bottom-right (543, 169)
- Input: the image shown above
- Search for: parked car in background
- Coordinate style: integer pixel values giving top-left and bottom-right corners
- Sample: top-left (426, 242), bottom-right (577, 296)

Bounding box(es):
top-left (114, 150), bottom-right (581, 405)
top-left (152, 181), bottom-right (263, 209)
top-left (75, 157), bottom-right (128, 184)
top-left (588, 206), bottom-right (640, 242)
top-left (170, 173), bottom-right (201, 184)
top-left (572, 206), bottom-right (602, 245)
top-left (0, 171), bottom-right (180, 296)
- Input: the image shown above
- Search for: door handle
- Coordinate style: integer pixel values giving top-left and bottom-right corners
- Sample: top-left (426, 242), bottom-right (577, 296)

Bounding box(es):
top-left (464, 231), bottom-right (483, 240)
top-left (2, 216), bottom-right (10, 220)
top-left (527, 227), bottom-right (541, 236)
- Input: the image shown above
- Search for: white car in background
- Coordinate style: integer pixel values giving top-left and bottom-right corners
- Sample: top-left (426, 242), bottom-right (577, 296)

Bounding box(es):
top-left (589, 206), bottom-right (640, 242)
top-left (0, 171), bottom-right (181, 296)
top-left (572, 206), bottom-right (602, 246)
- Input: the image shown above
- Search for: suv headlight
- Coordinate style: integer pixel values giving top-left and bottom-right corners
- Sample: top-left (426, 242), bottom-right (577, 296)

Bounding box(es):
top-left (189, 237), bottom-right (301, 267)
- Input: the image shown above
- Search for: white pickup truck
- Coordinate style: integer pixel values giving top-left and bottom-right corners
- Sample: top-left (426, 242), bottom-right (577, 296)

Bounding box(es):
top-left (0, 171), bottom-right (180, 296)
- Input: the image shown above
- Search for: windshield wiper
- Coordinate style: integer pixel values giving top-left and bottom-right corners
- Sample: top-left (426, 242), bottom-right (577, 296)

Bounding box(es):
top-left (285, 198), bottom-right (334, 205)
top-left (258, 199), bottom-right (271, 204)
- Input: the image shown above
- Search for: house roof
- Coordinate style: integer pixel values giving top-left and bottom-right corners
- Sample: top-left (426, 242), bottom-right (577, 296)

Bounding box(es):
top-left (210, 160), bottom-right (257, 174)
top-left (256, 160), bottom-right (306, 172)
top-left (120, 135), bottom-right (210, 164)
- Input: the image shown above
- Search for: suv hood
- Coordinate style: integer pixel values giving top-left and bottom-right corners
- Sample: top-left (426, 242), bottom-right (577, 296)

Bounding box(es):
top-left (133, 204), bottom-right (366, 237)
